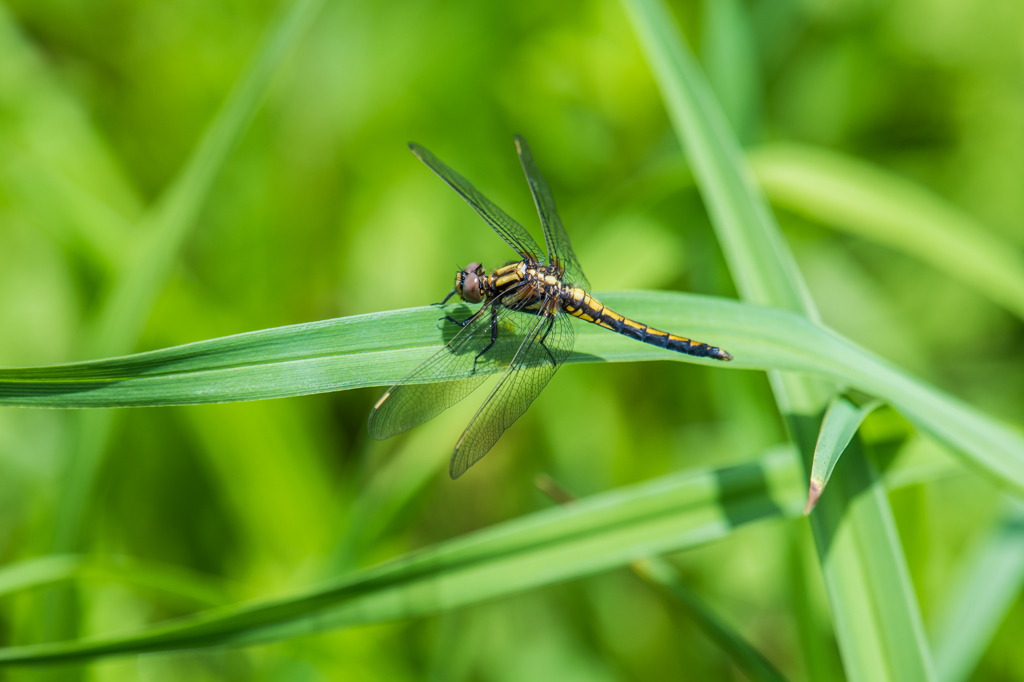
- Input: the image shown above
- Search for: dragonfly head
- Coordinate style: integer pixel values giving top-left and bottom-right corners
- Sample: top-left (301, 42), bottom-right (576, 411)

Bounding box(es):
top-left (455, 262), bottom-right (486, 303)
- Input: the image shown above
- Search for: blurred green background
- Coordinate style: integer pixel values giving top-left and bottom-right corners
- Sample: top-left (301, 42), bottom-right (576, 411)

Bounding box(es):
top-left (1, 0), bottom-right (1023, 679)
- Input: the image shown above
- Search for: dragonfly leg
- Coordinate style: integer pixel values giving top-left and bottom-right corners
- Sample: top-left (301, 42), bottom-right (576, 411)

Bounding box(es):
top-left (537, 314), bottom-right (557, 367)
top-left (444, 313), bottom-right (474, 326)
top-left (472, 305), bottom-right (501, 372)
top-left (432, 286), bottom-right (459, 307)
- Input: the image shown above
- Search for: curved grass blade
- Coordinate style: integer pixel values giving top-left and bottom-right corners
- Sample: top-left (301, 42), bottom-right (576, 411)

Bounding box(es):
top-left (619, 0), bottom-right (936, 679)
top-left (2, 290), bottom-right (1024, 495)
top-left (805, 396), bottom-right (882, 514)
top-left (0, 447), bottom-right (804, 666)
top-left (930, 499), bottom-right (1024, 682)
top-left (749, 143), bottom-right (1024, 322)
top-left (0, 555), bottom-right (229, 607)
top-left (620, 1), bottom-right (816, 319)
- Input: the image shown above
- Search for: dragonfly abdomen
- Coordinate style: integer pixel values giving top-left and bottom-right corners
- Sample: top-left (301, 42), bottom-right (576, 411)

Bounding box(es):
top-left (561, 289), bottom-right (732, 361)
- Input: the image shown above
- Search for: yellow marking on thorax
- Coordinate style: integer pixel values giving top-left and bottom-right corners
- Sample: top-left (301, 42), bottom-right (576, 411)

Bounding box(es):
top-left (495, 263), bottom-right (521, 276)
top-left (495, 273), bottom-right (522, 288)
top-left (493, 262), bottom-right (529, 290)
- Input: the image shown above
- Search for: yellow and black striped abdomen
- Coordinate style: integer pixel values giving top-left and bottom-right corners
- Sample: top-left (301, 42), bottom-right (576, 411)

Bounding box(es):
top-left (561, 289), bottom-right (732, 361)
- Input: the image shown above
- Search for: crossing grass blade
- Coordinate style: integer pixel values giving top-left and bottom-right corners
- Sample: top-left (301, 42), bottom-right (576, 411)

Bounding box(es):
top-left (805, 397), bottom-right (882, 513)
top-left (618, 0), bottom-right (937, 679)
top-left (633, 557), bottom-right (790, 682)
top-left (536, 474), bottom-right (790, 682)
top-left (327, 417), bottom-right (455, 572)
top-left (1, 290), bottom-right (1023, 495)
top-left (48, 0), bottom-right (328, 558)
top-left (930, 499), bottom-right (1024, 682)
top-left (749, 143), bottom-right (1024, 321)
top-left (0, 3), bottom-right (143, 242)
top-left (0, 447), bottom-right (804, 666)
top-left (619, 2), bottom-right (817, 319)
top-left (699, 0), bottom-right (760, 145)
top-left (0, 555), bottom-right (229, 607)
top-left (90, 0), bottom-right (327, 357)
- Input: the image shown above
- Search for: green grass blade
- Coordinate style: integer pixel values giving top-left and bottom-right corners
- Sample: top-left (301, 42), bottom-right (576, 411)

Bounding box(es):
top-left (750, 143), bottom-right (1024, 321)
top-left (809, 436), bottom-right (935, 682)
top-left (90, 0), bottom-right (326, 356)
top-left (2, 290), bottom-right (1023, 495)
top-left (634, 557), bottom-right (790, 682)
top-left (0, 556), bottom-right (83, 596)
top-left (0, 555), bottom-right (229, 606)
top-left (700, 0), bottom-right (760, 145)
top-left (619, 0), bottom-right (815, 319)
top-left (930, 499), bottom-right (1024, 682)
top-left (619, 1), bottom-right (936, 679)
top-left (327, 418), bottom-right (452, 572)
top-left (0, 3), bottom-right (142, 222)
top-left (805, 396), bottom-right (882, 513)
top-left (37, 5), bottom-right (329, 660)
top-left (0, 447), bottom-right (804, 665)
top-left (536, 474), bottom-right (790, 681)
top-left (49, 0), bottom-right (327, 557)
top-left (0, 148), bottom-right (134, 270)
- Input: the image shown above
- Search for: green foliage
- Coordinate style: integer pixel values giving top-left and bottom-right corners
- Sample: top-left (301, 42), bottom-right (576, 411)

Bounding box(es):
top-left (1, 0), bottom-right (1024, 680)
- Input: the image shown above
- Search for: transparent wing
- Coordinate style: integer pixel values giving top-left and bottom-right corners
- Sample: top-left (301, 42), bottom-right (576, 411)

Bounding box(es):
top-left (410, 143), bottom-right (545, 262)
top-left (368, 289), bottom-right (537, 440)
top-left (514, 135), bottom-right (590, 290)
top-left (450, 299), bottom-right (575, 479)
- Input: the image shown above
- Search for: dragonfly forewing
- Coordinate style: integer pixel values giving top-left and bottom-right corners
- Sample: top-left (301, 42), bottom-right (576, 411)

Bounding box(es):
top-left (514, 135), bottom-right (590, 290)
top-left (409, 143), bottom-right (546, 263)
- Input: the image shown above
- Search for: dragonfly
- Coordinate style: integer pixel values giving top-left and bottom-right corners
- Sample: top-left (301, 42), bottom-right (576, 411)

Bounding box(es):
top-left (368, 135), bottom-right (732, 479)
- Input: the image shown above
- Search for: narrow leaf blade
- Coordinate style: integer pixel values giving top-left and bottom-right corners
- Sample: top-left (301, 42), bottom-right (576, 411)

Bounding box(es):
top-left (0, 448), bottom-right (804, 665)
top-left (931, 499), bottom-right (1024, 682)
top-left (806, 397), bottom-right (882, 513)
top-left (635, 557), bottom-right (790, 682)
top-left (750, 143), bottom-right (1024, 321)
top-left (618, 0), bottom-right (937, 679)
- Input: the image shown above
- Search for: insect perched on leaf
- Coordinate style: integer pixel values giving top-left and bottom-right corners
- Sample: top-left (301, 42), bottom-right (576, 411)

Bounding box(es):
top-left (368, 136), bottom-right (732, 478)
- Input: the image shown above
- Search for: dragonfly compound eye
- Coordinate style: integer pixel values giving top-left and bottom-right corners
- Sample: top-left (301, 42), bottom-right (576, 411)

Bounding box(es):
top-left (460, 270), bottom-right (483, 303)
